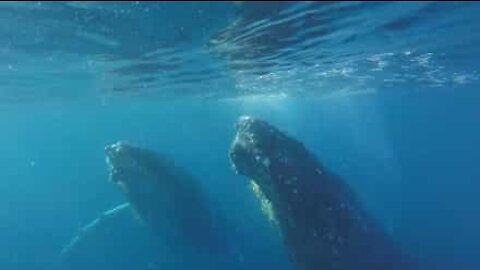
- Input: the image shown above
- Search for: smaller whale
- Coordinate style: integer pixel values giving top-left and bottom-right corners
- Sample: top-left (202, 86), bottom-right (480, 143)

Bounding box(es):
top-left (229, 116), bottom-right (419, 270)
top-left (104, 141), bottom-right (222, 248)
top-left (61, 141), bottom-right (240, 270)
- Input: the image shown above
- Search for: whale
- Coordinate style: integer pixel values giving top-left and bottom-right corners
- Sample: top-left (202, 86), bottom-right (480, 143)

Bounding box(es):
top-left (60, 141), bottom-right (239, 270)
top-left (229, 116), bottom-right (419, 270)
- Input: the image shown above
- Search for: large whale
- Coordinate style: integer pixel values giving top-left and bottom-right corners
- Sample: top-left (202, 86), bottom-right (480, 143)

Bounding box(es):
top-left (228, 116), bottom-right (419, 270)
top-left (60, 141), bottom-right (240, 270)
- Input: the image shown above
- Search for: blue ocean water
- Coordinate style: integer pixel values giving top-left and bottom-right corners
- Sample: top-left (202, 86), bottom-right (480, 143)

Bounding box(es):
top-left (0, 1), bottom-right (479, 270)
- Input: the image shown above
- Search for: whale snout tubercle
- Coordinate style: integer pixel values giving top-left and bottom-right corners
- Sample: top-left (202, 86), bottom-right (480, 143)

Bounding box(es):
top-left (104, 141), bottom-right (132, 184)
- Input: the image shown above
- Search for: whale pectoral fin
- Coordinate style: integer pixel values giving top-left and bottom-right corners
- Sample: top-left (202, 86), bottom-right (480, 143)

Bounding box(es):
top-left (60, 202), bottom-right (157, 270)
top-left (250, 180), bottom-right (279, 227)
top-left (60, 203), bottom-right (134, 256)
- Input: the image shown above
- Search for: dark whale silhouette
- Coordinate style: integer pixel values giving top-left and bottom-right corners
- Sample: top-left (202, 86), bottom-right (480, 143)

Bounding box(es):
top-left (60, 141), bottom-right (240, 270)
top-left (229, 116), bottom-right (419, 270)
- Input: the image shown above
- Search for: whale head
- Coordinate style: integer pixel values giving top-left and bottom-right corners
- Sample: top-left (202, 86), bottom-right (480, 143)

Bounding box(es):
top-left (104, 141), bottom-right (186, 229)
top-left (229, 116), bottom-right (321, 202)
top-left (105, 141), bottom-right (153, 184)
top-left (104, 141), bottom-right (180, 196)
top-left (229, 116), bottom-right (275, 181)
